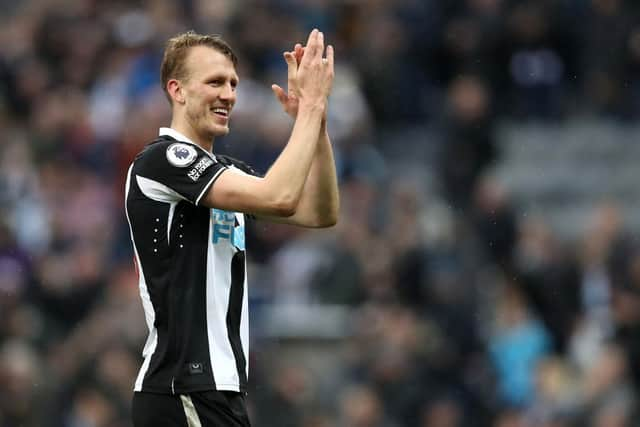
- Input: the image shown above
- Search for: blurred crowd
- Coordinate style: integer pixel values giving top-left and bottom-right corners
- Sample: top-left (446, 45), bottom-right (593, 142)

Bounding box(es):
top-left (2, 0), bottom-right (640, 426)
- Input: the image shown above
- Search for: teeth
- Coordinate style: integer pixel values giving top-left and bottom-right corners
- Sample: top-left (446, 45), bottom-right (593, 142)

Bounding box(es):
top-left (212, 108), bottom-right (228, 115)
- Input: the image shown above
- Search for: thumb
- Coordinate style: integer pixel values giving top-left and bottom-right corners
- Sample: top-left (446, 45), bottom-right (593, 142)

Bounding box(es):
top-left (271, 84), bottom-right (287, 104)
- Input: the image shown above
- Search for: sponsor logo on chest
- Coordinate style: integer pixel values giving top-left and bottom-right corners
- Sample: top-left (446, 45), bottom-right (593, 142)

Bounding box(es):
top-left (211, 209), bottom-right (245, 250)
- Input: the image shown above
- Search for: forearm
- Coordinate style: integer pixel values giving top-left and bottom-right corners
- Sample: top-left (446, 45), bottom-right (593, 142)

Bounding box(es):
top-left (293, 121), bottom-right (340, 226)
top-left (262, 104), bottom-right (324, 212)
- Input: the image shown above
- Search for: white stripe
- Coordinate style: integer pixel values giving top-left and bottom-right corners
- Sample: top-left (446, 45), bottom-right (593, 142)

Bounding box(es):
top-left (135, 176), bottom-right (178, 246)
top-left (239, 214), bottom-right (250, 380)
top-left (167, 202), bottom-right (176, 245)
top-left (206, 212), bottom-right (241, 391)
top-left (125, 165), bottom-right (158, 392)
top-left (180, 395), bottom-right (202, 427)
top-left (195, 167), bottom-right (227, 206)
top-left (136, 175), bottom-right (186, 203)
top-left (134, 319), bottom-right (157, 391)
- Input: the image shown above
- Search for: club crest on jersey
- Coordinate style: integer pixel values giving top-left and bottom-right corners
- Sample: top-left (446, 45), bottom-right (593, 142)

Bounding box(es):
top-left (166, 143), bottom-right (198, 167)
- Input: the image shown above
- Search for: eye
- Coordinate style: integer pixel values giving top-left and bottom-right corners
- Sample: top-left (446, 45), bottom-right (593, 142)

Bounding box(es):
top-left (208, 79), bottom-right (222, 87)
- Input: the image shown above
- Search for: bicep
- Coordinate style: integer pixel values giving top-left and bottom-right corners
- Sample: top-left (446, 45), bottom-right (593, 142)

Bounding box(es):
top-left (202, 168), bottom-right (295, 217)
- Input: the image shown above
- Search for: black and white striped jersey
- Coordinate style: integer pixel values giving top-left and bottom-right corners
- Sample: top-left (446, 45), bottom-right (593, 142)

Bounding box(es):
top-left (125, 127), bottom-right (253, 395)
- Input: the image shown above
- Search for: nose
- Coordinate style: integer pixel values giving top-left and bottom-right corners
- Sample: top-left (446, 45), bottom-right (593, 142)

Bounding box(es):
top-left (219, 82), bottom-right (235, 101)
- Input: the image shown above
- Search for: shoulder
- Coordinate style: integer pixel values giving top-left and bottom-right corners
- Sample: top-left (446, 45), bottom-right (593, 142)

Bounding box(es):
top-left (216, 155), bottom-right (261, 177)
top-left (136, 138), bottom-right (199, 165)
top-left (134, 138), bottom-right (222, 176)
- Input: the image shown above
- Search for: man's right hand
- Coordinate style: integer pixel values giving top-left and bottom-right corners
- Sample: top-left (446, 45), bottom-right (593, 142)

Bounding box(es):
top-left (294, 29), bottom-right (334, 113)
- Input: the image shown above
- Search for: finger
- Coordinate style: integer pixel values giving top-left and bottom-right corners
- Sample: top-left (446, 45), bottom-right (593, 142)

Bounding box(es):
top-left (301, 29), bottom-right (319, 64)
top-left (317, 31), bottom-right (324, 58)
top-left (305, 28), bottom-right (318, 48)
top-left (271, 84), bottom-right (287, 105)
top-left (326, 44), bottom-right (334, 70)
top-left (296, 48), bottom-right (305, 66)
top-left (283, 51), bottom-right (297, 88)
top-left (310, 31), bottom-right (324, 63)
top-left (294, 44), bottom-right (303, 65)
top-left (295, 49), bottom-right (305, 68)
top-left (283, 51), bottom-right (296, 67)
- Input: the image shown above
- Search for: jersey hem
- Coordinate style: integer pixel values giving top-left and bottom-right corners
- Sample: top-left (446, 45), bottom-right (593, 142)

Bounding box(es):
top-left (135, 384), bottom-right (247, 395)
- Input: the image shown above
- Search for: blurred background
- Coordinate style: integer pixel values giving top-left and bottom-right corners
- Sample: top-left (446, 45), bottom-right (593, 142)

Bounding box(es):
top-left (2, 0), bottom-right (640, 426)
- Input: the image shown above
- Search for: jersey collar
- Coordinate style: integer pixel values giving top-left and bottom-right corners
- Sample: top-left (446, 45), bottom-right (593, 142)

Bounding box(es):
top-left (159, 127), bottom-right (197, 145)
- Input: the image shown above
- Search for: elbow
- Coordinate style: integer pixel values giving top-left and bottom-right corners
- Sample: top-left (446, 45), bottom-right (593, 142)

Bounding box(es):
top-left (324, 212), bottom-right (339, 227)
top-left (309, 217), bottom-right (337, 228)
top-left (312, 207), bottom-right (339, 228)
top-left (323, 200), bottom-right (340, 227)
top-left (319, 217), bottom-right (338, 228)
top-left (318, 200), bottom-right (340, 228)
top-left (272, 203), bottom-right (297, 218)
top-left (270, 195), bottom-right (299, 217)
top-left (259, 183), bottom-right (301, 217)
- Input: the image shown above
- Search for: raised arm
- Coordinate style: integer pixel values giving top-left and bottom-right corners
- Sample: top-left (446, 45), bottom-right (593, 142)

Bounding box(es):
top-left (268, 43), bottom-right (339, 227)
top-left (201, 29), bottom-right (334, 217)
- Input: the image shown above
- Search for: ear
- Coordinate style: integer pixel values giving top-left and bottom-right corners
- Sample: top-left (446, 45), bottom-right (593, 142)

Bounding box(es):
top-left (167, 79), bottom-right (185, 104)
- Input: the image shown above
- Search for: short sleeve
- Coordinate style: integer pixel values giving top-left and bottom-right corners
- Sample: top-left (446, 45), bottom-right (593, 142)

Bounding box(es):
top-left (134, 141), bottom-right (227, 206)
top-left (215, 155), bottom-right (260, 220)
top-left (217, 155), bottom-right (262, 177)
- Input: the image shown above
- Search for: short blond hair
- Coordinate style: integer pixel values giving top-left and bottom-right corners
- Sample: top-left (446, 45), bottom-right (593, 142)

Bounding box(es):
top-left (160, 31), bottom-right (238, 103)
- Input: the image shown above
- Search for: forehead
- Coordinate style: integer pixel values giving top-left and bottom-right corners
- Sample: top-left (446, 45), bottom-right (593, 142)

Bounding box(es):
top-left (183, 45), bottom-right (238, 80)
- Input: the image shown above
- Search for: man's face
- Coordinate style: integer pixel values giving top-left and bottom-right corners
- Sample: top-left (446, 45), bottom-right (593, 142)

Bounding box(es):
top-left (180, 46), bottom-right (238, 138)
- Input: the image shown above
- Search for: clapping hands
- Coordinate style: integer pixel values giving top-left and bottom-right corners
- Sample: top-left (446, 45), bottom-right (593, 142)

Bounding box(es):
top-left (272, 29), bottom-right (334, 119)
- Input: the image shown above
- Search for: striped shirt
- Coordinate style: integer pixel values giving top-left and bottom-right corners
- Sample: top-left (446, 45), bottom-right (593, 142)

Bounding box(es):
top-left (125, 127), bottom-right (251, 394)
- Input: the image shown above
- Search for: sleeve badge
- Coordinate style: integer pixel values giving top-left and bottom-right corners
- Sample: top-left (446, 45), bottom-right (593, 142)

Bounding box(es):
top-left (166, 143), bottom-right (198, 167)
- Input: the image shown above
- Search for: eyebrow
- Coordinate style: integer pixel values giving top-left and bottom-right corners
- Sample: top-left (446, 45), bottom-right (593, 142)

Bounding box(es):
top-left (203, 73), bottom-right (239, 83)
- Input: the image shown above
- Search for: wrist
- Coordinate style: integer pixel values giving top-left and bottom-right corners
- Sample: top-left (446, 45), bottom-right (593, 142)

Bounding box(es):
top-left (298, 100), bottom-right (325, 116)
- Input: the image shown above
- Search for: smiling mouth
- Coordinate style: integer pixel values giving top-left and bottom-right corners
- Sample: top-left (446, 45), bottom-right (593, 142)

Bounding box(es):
top-left (211, 107), bottom-right (229, 118)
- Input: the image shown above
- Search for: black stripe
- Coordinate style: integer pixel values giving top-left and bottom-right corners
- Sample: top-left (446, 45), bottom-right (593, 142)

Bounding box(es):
top-left (226, 251), bottom-right (247, 390)
top-left (172, 203), bottom-right (217, 391)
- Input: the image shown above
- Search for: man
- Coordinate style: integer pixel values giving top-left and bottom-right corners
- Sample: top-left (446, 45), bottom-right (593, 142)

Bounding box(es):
top-left (125, 29), bottom-right (337, 426)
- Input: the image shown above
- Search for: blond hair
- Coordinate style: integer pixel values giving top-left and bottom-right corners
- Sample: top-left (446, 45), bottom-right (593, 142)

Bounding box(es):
top-left (160, 31), bottom-right (238, 103)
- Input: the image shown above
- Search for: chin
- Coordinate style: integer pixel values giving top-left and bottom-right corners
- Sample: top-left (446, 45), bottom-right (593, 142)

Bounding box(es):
top-left (212, 126), bottom-right (230, 136)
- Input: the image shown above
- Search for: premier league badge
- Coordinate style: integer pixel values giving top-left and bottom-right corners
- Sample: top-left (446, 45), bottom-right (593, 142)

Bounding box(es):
top-left (166, 143), bottom-right (198, 167)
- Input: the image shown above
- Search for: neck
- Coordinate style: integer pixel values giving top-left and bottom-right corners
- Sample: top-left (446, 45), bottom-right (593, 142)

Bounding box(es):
top-left (170, 116), bottom-right (214, 152)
